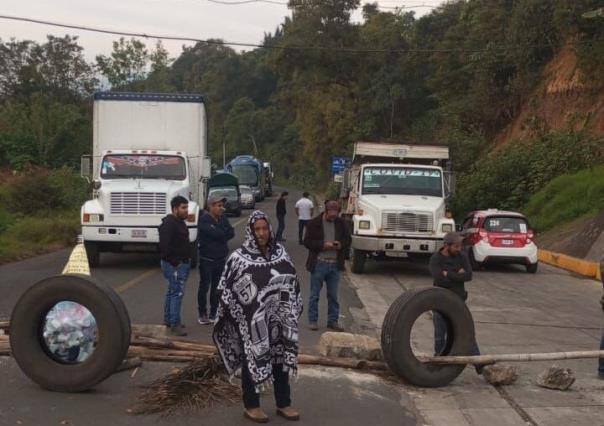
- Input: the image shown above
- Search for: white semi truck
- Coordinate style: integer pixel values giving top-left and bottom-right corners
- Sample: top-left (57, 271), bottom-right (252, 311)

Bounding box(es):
top-left (80, 92), bottom-right (211, 267)
top-left (341, 142), bottom-right (456, 273)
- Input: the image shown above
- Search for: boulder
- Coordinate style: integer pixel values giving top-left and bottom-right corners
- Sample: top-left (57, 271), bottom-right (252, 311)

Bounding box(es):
top-left (482, 364), bottom-right (519, 386)
top-left (319, 332), bottom-right (382, 361)
top-left (536, 365), bottom-right (575, 391)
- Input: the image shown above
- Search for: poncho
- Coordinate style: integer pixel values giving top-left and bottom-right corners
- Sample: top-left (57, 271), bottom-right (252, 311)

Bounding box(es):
top-left (213, 210), bottom-right (303, 389)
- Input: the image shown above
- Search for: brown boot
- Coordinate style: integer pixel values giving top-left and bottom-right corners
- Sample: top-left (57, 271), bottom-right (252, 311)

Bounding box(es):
top-left (276, 407), bottom-right (300, 421)
top-left (244, 408), bottom-right (269, 423)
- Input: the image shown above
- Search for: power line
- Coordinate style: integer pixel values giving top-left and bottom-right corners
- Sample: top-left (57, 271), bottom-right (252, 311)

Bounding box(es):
top-left (0, 14), bottom-right (557, 55)
top-left (204, 0), bottom-right (436, 10)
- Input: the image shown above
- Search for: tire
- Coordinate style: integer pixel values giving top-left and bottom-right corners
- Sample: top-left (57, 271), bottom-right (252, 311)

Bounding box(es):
top-left (10, 275), bottom-right (130, 392)
top-left (350, 248), bottom-right (366, 274)
top-left (469, 248), bottom-right (482, 270)
top-left (380, 287), bottom-right (475, 387)
top-left (526, 262), bottom-right (538, 274)
top-left (190, 243), bottom-right (199, 269)
top-left (84, 242), bottom-right (100, 267)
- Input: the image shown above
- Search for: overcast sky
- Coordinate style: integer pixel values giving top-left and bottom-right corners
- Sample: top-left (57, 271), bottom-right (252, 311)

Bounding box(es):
top-left (0, 0), bottom-right (445, 61)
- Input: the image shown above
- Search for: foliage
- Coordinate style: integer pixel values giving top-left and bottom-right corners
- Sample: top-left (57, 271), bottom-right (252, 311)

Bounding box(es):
top-left (524, 166), bottom-right (604, 231)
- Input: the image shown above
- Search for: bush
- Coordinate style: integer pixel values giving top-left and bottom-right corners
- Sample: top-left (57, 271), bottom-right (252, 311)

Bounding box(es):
top-left (0, 208), bottom-right (15, 234)
top-left (523, 166), bottom-right (604, 231)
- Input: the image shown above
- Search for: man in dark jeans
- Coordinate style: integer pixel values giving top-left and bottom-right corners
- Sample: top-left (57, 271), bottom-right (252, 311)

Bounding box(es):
top-left (159, 195), bottom-right (191, 337)
top-left (197, 195), bottom-right (234, 325)
top-left (429, 232), bottom-right (483, 374)
top-left (275, 191), bottom-right (288, 242)
top-left (304, 200), bottom-right (351, 332)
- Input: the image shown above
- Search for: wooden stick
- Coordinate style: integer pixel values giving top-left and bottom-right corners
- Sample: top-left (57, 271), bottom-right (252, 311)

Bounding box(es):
top-left (131, 336), bottom-right (217, 353)
top-left (127, 347), bottom-right (214, 359)
top-left (298, 354), bottom-right (388, 371)
top-left (114, 357), bottom-right (142, 373)
top-left (421, 350), bottom-right (604, 365)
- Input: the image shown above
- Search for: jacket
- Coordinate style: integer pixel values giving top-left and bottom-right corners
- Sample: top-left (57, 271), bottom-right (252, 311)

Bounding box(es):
top-left (158, 214), bottom-right (190, 266)
top-left (276, 198), bottom-right (287, 216)
top-left (198, 212), bottom-right (235, 260)
top-left (303, 214), bottom-right (351, 272)
top-left (428, 249), bottom-right (472, 299)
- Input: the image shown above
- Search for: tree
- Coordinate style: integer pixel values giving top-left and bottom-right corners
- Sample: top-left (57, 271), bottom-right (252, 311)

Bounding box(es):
top-left (96, 38), bottom-right (149, 89)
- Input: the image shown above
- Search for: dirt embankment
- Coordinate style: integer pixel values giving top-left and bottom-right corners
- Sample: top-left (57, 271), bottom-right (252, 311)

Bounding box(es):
top-left (495, 42), bottom-right (604, 145)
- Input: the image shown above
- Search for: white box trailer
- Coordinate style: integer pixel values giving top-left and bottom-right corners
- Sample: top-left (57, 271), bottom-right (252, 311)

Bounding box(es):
top-left (80, 92), bottom-right (211, 267)
top-left (341, 142), bottom-right (455, 273)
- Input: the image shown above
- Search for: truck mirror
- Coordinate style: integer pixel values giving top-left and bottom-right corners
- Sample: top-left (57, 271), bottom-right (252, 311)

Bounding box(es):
top-left (80, 155), bottom-right (92, 181)
top-left (201, 157), bottom-right (212, 179)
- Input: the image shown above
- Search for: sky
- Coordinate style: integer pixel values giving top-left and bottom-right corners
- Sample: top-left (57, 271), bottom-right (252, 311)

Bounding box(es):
top-left (0, 0), bottom-right (446, 61)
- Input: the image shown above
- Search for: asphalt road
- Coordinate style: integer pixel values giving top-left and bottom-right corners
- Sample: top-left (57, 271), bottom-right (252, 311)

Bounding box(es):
top-left (0, 189), bottom-right (416, 426)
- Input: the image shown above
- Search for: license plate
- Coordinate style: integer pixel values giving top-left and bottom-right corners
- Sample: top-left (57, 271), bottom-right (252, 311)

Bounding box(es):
top-left (131, 229), bottom-right (147, 238)
top-left (501, 239), bottom-right (514, 246)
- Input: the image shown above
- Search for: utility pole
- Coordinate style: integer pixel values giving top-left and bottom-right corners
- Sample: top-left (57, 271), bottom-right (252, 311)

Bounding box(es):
top-left (222, 125), bottom-right (226, 170)
top-left (249, 134), bottom-right (258, 157)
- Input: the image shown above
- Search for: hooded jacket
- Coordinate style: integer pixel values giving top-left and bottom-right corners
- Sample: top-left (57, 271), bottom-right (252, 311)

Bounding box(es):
top-left (213, 210), bottom-right (303, 390)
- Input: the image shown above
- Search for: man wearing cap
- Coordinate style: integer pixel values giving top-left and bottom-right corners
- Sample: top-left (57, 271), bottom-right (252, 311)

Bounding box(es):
top-left (197, 194), bottom-right (235, 325)
top-left (429, 232), bottom-right (483, 373)
top-left (304, 200), bottom-right (351, 332)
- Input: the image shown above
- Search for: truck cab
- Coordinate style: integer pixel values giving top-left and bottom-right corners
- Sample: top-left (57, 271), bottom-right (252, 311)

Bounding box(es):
top-left (342, 142), bottom-right (455, 273)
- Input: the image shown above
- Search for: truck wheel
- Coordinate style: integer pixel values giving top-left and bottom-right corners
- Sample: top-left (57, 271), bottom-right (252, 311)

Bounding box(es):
top-left (84, 242), bottom-right (100, 267)
top-left (526, 262), bottom-right (538, 274)
top-left (351, 248), bottom-right (366, 274)
top-left (190, 243), bottom-right (199, 269)
top-left (381, 287), bottom-right (475, 388)
top-left (10, 275), bottom-right (130, 392)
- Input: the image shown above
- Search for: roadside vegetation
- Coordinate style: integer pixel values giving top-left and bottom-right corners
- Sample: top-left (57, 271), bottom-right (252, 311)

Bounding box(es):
top-left (0, 168), bottom-right (87, 264)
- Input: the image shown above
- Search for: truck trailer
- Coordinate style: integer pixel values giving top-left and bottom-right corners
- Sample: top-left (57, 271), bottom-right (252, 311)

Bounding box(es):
top-left (80, 92), bottom-right (211, 267)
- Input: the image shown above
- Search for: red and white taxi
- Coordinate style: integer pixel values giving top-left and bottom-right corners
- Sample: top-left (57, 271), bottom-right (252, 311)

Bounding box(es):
top-left (461, 209), bottom-right (538, 273)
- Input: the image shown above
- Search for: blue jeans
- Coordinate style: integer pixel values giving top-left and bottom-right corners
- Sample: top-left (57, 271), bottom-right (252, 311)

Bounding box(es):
top-left (309, 261), bottom-right (340, 324)
top-left (276, 214), bottom-right (286, 241)
top-left (298, 219), bottom-right (309, 243)
top-left (599, 330), bottom-right (604, 377)
top-left (161, 260), bottom-right (190, 327)
top-left (198, 257), bottom-right (225, 318)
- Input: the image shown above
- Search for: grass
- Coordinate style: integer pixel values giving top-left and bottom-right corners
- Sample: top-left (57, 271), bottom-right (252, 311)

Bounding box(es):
top-left (523, 166), bottom-right (604, 232)
top-left (0, 211), bottom-right (80, 264)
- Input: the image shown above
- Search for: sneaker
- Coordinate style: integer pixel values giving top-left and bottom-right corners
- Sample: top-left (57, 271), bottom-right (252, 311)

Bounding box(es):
top-left (243, 408), bottom-right (269, 423)
top-left (170, 325), bottom-right (187, 337)
top-left (198, 315), bottom-right (212, 325)
top-left (209, 315), bottom-right (218, 324)
top-left (327, 322), bottom-right (345, 332)
top-left (276, 407), bottom-right (300, 421)
top-left (308, 322), bottom-right (319, 331)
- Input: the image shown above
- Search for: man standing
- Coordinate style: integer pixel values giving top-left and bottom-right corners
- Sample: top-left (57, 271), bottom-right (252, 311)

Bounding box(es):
top-left (275, 191), bottom-right (288, 242)
top-left (429, 232), bottom-right (483, 373)
top-left (197, 195), bottom-right (235, 325)
top-left (159, 195), bottom-right (191, 337)
top-left (304, 200), bottom-right (350, 332)
top-left (295, 192), bottom-right (314, 245)
top-left (599, 261), bottom-right (604, 379)
top-left (214, 211), bottom-right (302, 422)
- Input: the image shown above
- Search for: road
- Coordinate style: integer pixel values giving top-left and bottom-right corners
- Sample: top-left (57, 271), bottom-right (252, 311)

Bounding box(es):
top-left (1, 189), bottom-right (603, 425)
top-left (0, 189), bottom-right (415, 426)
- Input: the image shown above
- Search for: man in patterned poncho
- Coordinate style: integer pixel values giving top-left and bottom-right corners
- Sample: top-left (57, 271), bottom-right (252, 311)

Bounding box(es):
top-left (213, 210), bottom-right (303, 423)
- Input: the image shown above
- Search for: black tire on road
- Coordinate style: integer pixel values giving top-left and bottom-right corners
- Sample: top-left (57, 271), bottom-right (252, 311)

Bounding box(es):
top-left (10, 275), bottom-right (130, 392)
top-left (526, 262), bottom-right (538, 274)
top-left (469, 248), bottom-right (482, 270)
top-left (84, 242), bottom-right (100, 267)
top-left (350, 248), bottom-right (366, 274)
top-left (380, 287), bottom-right (475, 388)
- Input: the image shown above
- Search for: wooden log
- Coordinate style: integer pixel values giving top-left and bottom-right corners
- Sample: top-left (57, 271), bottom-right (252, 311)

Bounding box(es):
top-left (298, 354), bottom-right (388, 371)
top-left (130, 336), bottom-right (217, 353)
top-left (421, 350), bottom-right (604, 365)
top-left (127, 347), bottom-right (214, 359)
top-left (114, 357), bottom-right (142, 373)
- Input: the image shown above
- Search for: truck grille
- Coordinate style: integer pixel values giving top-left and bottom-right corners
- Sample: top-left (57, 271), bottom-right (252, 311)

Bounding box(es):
top-left (382, 211), bottom-right (433, 233)
top-left (110, 192), bottom-right (167, 215)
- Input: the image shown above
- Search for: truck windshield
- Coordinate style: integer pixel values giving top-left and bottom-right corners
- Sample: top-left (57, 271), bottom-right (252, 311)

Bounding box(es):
top-left (100, 155), bottom-right (186, 180)
top-left (362, 167), bottom-right (443, 197)
top-left (230, 165), bottom-right (258, 186)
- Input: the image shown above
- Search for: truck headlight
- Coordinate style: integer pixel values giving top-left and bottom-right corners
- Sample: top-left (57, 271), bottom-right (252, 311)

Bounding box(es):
top-left (359, 220), bottom-right (370, 230)
top-left (83, 214), bottom-right (104, 223)
top-left (441, 224), bottom-right (453, 233)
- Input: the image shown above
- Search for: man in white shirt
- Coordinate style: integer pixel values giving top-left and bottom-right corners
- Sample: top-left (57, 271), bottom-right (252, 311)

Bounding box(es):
top-left (295, 192), bottom-right (314, 245)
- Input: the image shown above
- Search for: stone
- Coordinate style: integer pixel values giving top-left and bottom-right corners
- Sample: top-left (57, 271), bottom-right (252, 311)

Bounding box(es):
top-left (318, 332), bottom-right (383, 361)
top-left (536, 365), bottom-right (575, 391)
top-left (482, 364), bottom-right (519, 386)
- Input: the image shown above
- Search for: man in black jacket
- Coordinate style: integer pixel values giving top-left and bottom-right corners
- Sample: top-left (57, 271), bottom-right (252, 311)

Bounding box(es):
top-left (159, 195), bottom-right (191, 337)
top-left (429, 232), bottom-right (483, 373)
top-left (275, 191), bottom-right (288, 242)
top-left (197, 194), bottom-right (235, 325)
top-left (304, 200), bottom-right (351, 332)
